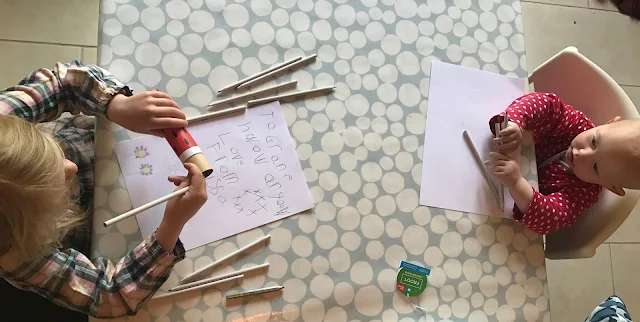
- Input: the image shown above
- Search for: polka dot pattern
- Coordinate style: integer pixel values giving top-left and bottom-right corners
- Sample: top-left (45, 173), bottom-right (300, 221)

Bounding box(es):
top-left (95, 0), bottom-right (541, 320)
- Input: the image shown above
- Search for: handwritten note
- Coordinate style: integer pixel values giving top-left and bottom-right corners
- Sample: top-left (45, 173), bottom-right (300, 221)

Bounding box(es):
top-left (114, 102), bottom-right (314, 250)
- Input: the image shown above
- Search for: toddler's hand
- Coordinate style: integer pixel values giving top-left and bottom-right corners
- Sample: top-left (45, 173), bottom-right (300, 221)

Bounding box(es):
top-left (493, 121), bottom-right (522, 154)
top-left (486, 152), bottom-right (522, 188)
top-left (163, 163), bottom-right (208, 227)
top-left (107, 90), bottom-right (187, 135)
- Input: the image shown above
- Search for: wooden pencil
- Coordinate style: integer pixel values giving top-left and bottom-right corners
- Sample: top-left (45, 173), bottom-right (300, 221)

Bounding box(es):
top-left (207, 80), bottom-right (297, 109)
top-left (178, 235), bottom-right (271, 284)
top-left (246, 86), bottom-right (335, 107)
top-left (170, 263), bottom-right (270, 292)
top-left (462, 130), bottom-right (502, 208)
top-left (237, 54), bottom-right (317, 89)
top-left (187, 106), bottom-right (246, 125)
top-left (493, 122), bottom-right (505, 211)
top-left (103, 187), bottom-right (189, 227)
top-left (217, 56), bottom-right (302, 93)
top-left (150, 274), bottom-right (243, 301)
top-left (226, 285), bottom-right (284, 299)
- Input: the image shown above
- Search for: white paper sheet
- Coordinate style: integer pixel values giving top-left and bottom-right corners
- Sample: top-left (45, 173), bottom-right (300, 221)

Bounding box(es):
top-left (114, 102), bottom-right (314, 250)
top-left (419, 61), bottom-right (527, 218)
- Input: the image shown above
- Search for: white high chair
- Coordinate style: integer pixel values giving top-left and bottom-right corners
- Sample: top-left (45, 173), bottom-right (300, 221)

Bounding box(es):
top-left (527, 46), bottom-right (640, 259)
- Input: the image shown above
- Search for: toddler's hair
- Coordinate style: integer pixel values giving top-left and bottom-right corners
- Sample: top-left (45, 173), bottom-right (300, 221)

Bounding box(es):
top-left (0, 115), bottom-right (83, 261)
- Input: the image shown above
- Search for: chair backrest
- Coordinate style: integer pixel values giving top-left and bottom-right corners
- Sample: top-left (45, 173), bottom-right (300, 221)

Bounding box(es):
top-left (529, 46), bottom-right (640, 259)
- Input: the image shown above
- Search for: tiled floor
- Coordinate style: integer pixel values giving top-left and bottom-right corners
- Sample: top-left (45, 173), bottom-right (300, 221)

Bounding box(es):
top-left (1, 0), bottom-right (639, 321)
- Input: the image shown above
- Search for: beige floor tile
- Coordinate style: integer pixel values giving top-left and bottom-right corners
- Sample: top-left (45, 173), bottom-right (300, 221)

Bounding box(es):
top-left (523, 0), bottom-right (588, 8)
top-left (546, 245), bottom-right (614, 322)
top-left (622, 86), bottom-right (640, 107)
top-left (523, 2), bottom-right (640, 86)
top-left (608, 201), bottom-right (640, 243)
top-left (0, 0), bottom-right (99, 46)
top-left (82, 47), bottom-right (98, 65)
top-left (588, 0), bottom-right (619, 11)
top-left (0, 41), bottom-right (81, 89)
top-left (611, 244), bottom-right (640, 316)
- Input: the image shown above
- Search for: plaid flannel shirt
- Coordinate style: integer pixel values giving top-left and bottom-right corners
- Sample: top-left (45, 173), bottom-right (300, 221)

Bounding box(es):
top-left (0, 61), bottom-right (185, 318)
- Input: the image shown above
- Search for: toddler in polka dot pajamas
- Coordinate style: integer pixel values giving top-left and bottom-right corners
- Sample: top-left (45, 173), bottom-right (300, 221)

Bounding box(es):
top-left (486, 92), bottom-right (640, 235)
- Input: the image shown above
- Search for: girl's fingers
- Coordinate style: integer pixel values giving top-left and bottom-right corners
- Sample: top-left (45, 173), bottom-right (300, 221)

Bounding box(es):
top-left (149, 90), bottom-right (173, 100)
top-left (489, 152), bottom-right (510, 161)
top-left (498, 141), bottom-right (518, 152)
top-left (151, 98), bottom-right (182, 111)
top-left (150, 105), bottom-right (186, 119)
top-left (494, 166), bottom-right (509, 174)
top-left (503, 132), bottom-right (520, 142)
top-left (495, 161), bottom-right (508, 168)
top-left (489, 152), bottom-right (501, 161)
top-left (150, 117), bottom-right (189, 129)
top-left (168, 175), bottom-right (187, 183)
top-left (184, 163), bottom-right (205, 191)
top-left (494, 138), bottom-right (515, 149)
top-left (498, 127), bottom-right (516, 137)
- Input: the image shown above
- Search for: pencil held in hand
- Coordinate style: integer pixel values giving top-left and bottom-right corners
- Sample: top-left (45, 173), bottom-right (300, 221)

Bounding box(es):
top-left (487, 152), bottom-right (522, 190)
top-left (462, 131), bottom-right (502, 209)
top-left (493, 119), bottom-right (522, 155)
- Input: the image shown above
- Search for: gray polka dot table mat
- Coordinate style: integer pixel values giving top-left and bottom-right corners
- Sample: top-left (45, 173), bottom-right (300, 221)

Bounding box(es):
top-left (92, 0), bottom-right (548, 321)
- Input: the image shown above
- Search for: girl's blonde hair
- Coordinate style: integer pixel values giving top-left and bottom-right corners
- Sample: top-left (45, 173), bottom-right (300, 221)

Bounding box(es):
top-left (0, 115), bottom-right (83, 261)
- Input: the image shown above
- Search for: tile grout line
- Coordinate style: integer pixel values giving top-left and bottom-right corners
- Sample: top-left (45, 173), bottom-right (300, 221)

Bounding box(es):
top-left (603, 241), bottom-right (640, 244)
top-left (609, 244), bottom-right (616, 295)
top-left (0, 38), bottom-right (97, 49)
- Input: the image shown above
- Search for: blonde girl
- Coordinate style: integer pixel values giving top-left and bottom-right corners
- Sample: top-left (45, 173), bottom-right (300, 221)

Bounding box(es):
top-left (0, 61), bottom-right (207, 319)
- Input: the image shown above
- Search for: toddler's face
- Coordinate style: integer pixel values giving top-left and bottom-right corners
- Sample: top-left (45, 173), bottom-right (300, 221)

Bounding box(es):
top-left (568, 117), bottom-right (640, 195)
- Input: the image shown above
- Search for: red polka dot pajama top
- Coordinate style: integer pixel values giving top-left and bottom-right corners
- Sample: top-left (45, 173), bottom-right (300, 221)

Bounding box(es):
top-left (489, 92), bottom-right (602, 235)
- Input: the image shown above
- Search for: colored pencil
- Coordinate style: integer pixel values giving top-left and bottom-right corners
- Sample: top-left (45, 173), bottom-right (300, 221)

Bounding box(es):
top-left (170, 263), bottom-right (269, 292)
top-left (187, 106), bottom-right (246, 125)
top-left (462, 130), bottom-right (502, 208)
top-left (237, 54), bottom-right (317, 89)
top-left (150, 275), bottom-right (243, 300)
top-left (246, 86), bottom-right (334, 107)
top-left (103, 187), bottom-right (189, 227)
top-left (178, 235), bottom-right (271, 284)
top-left (226, 285), bottom-right (284, 299)
top-left (217, 56), bottom-right (302, 93)
top-left (207, 81), bottom-right (297, 109)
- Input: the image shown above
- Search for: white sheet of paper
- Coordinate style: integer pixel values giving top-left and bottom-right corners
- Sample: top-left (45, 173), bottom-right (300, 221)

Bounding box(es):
top-left (114, 102), bottom-right (314, 250)
top-left (419, 61), bottom-right (527, 218)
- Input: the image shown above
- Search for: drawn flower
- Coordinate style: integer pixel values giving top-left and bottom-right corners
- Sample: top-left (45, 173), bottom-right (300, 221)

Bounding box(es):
top-left (139, 164), bottom-right (153, 176)
top-left (134, 146), bottom-right (150, 159)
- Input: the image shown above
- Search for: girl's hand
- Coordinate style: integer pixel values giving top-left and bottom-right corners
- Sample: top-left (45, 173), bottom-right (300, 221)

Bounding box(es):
top-left (107, 91), bottom-right (187, 135)
top-left (493, 121), bottom-right (522, 154)
top-left (163, 163), bottom-right (208, 227)
top-left (486, 152), bottom-right (522, 188)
